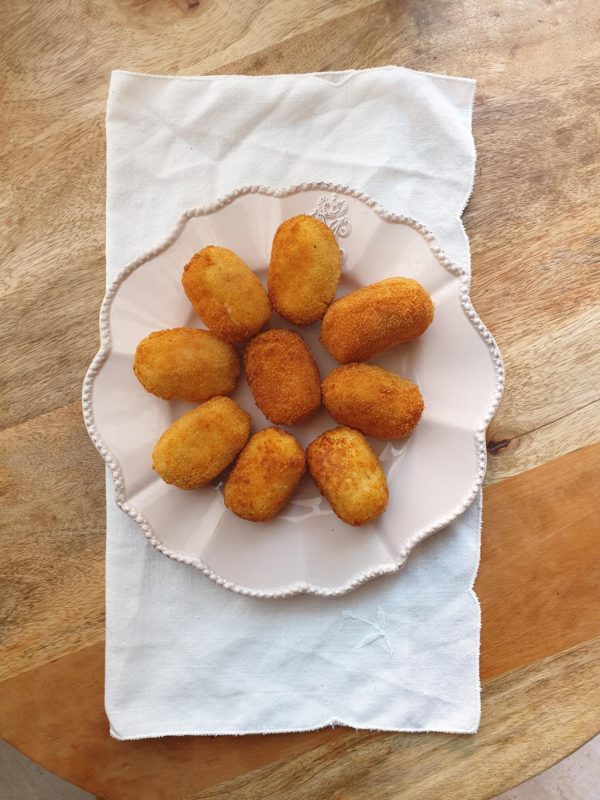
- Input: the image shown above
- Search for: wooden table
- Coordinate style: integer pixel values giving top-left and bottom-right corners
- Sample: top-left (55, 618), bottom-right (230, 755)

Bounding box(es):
top-left (1, 1), bottom-right (599, 798)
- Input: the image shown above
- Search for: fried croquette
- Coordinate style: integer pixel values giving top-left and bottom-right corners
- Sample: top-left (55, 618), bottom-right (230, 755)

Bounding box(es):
top-left (224, 428), bottom-right (306, 521)
top-left (320, 277), bottom-right (434, 362)
top-left (268, 215), bottom-right (342, 325)
top-left (133, 327), bottom-right (240, 403)
top-left (182, 246), bottom-right (271, 342)
top-left (152, 397), bottom-right (251, 489)
top-left (244, 329), bottom-right (321, 425)
top-left (322, 363), bottom-right (424, 439)
top-left (307, 427), bottom-right (388, 526)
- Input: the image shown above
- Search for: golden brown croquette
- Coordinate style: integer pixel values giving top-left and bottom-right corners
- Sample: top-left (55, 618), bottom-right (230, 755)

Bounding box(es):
top-left (152, 397), bottom-right (251, 489)
top-left (244, 329), bottom-right (321, 425)
top-left (322, 363), bottom-right (424, 439)
top-left (133, 327), bottom-right (240, 403)
top-left (224, 427), bottom-right (306, 522)
top-left (182, 246), bottom-right (271, 342)
top-left (320, 277), bottom-right (434, 362)
top-left (268, 215), bottom-right (341, 325)
top-left (307, 426), bottom-right (388, 526)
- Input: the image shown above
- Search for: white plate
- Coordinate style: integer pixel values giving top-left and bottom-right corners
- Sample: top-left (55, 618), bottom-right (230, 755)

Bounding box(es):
top-left (83, 183), bottom-right (504, 598)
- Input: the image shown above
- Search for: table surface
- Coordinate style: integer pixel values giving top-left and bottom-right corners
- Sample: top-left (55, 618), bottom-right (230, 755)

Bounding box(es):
top-left (1, 1), bottom-right (599, 798)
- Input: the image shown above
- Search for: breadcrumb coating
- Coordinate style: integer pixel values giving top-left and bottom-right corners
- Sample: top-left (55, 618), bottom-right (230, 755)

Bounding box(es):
top-left (133, 327), bottom-right (240, 403)
top-left (322, 363), bottom-right (424, 439)
top-left (152, 397), bottom-right (251, 489)
top-left (224, 427), bottom-right (305, 521)
top-left (245, 329), bottom-right (321, 425)
top-left (268, 215), bottom-right (341, 325)
top-left (307, 426), bottom-right (388, 526)
top-left (320, 277), bottom-right (434, 362)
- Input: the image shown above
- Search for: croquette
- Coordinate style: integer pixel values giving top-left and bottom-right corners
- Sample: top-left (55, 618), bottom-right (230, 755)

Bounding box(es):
top-left (320, 277), bottom-right (434, 362)
top-left (133, 327), bottom-right (240, 403)
top-left (152, 397), bottom-right (251, 489)
top-left (224, 427), bottom-right (306, 521)
top-left (268, 215), bottom-right (341, 325)
top-left (182, 246), bottom-right (271, 342)
top-left (244, 329), bottom-right (321, 425)
top-left (322, 363), bottom-right (424, 439)
top-left (307, 427), bottom-right (388, 526)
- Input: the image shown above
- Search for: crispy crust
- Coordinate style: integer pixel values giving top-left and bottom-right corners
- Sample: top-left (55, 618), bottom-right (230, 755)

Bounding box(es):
top-left (320, 277), bottom-right (434, 362)
top-left (182, 246), bottom-right (271, 342)
top-left (322, 363), bottom-right (424, 439)
top-left (133, 327), bottom-right (240, 403)
top-left (152, 397), bottom-right (251, 489)
top-left (244, 329), bottom-right (321, 425)
top-left (224, 427), bottom-right (306, 521)
top-left (306, 426), bottom-right (388, 526)
top-left (268, 215), bottom-right (342, 325)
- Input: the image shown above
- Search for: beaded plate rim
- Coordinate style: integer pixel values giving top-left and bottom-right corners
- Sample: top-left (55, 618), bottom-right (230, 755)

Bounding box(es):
top-left (82, 182), bottom-right (504, 599)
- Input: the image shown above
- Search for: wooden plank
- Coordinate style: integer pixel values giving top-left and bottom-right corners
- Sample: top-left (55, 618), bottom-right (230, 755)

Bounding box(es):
top-left (0, 404), bottom-right (105, 682)
top-left (187, 638), bottom-right (600, 800)
top-left (0, 642), bottom-right (340, 800)
top-left (1, 0), bottom-right (599, 797)
top-left (1, 0), bottom-right (599, 440)
top-left (477, 443), bottom-right (600, 679)
top-left (2, 404), bottom-right (598, 682)
top-left (485, 306), bottom-right (600, 446)
top-left (1, 443), bottom-right (598, 796)
top-left (486, 398), bottom-right (599, 485)
top-left (1, 636), bottom-right (597, 800)
top-left (224, 1), bottom-right (600, 443)
top-left (0, 0), bottom-right (379, 431)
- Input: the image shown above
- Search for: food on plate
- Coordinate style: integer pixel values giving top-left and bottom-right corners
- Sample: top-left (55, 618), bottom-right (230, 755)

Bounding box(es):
top-left (244, 329), bottom-right (321, 425)
top-left (182, 246), bottom-right (271, 342)
top-left (133, 217), bottom-right (436, 529)
top-left (268, 214), bottom-right (342, 325)
top-left (306, 426), bottom-right (388, 526)
top-left (133, 327), bottom-right (240, 403)
top-left (322, 363), bottom-right (424, 439)
top-left (320, 277), bottom-right (434, 362)
top-left (224, 427), bottom-right (306, 521)
top-left (152, 396), bottom-right (251, 489)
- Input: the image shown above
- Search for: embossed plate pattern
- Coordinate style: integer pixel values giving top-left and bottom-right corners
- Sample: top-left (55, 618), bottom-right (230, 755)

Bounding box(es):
top-left (83, 184), bottom-right (504, 597)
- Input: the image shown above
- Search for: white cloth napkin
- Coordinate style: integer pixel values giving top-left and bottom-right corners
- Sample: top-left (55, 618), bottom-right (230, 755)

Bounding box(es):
top-left (105, 66), bottom-right (480, 739)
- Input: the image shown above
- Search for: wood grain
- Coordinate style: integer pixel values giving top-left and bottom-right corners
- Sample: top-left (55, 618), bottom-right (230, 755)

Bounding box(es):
top-left (485, 307), bottom-right (600, 482)
top-left (1, 0), bottom-right (600, 797)
top-left (1, 444), bottom-right (598, 797)
top-left (224, 0), bottom-right (600, 472)
top-left (0, 403), bottom-right (105, 682)
top-left (1, 404), bottom-right (597, 684)
top-left (1, 636), bottom-right (597, 800)
top-left (486, 398), bottom-right (599, 485)
top-left (1, 0), bottom-right (599, 457)
top-left (0, 643), bottom-right (340, 800)
top-left (189, 638), bottom-right (600, 800)
top-left (0, 0), bottom-right (379, 431)
top-left (477, 443), bottom-right (600, 679)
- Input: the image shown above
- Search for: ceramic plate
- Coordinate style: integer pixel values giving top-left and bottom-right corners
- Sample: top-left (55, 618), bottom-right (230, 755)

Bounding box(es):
top-left (83, 183), bottom-right (504, 597)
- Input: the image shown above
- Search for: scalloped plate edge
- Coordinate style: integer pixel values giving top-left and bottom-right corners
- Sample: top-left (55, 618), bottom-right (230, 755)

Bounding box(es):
top-left (82, 182), bottom-right (505, 598)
